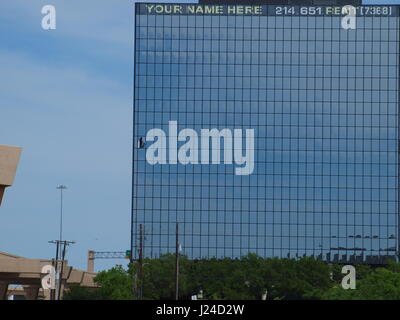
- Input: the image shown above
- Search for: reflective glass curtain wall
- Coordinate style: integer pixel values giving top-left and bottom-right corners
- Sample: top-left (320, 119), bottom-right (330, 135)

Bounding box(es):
top-left (133, 3), bottom-right (400, 264)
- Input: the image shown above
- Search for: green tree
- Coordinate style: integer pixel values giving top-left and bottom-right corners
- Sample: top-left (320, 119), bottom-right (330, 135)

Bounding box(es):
top-left (386, 260), bottom-right (400, 274)
top-left (63, 265), bottom-right (132, 300)
top-left (318, 268), bottom-right (400, 300)
top-left (94, 265), bottom-right (133, 300)
top-left (63, 284), bottom-right (105, 300)
top-left (131, 253), bottom-right (196, 300)
top-left (263, 257), bottom-right (333, 300)
top-left (189, 256), bottom-right (258, 300)
top-left (64, 256), bottom-right (400, 300)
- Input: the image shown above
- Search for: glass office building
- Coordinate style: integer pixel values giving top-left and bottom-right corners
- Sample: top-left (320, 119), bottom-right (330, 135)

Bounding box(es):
top-left (132, 1), bottom-right (400, 264)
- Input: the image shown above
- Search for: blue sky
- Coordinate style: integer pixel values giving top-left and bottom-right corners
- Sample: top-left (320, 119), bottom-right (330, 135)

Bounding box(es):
top-left (0, 0), bottom-right (195, 272)
top-left (0, 0), bottom-right (138, 271)
top-left (0, 0), bottom-right (400, 272)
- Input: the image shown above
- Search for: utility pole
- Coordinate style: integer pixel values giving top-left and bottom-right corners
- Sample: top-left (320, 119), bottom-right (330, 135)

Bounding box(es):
top-left (48, 240), bottom-right (75, 300)
top-left (58, 240), bottom-right (74, 300)
top-left (50, 241), bottom-right (60, 300)
top-left (48, 185), bottom-right (73, 300)
top-left (175, 223), bottom-right (179, 301)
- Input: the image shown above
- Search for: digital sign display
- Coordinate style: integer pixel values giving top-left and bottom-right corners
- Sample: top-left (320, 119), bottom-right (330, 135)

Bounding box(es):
top-left (136, 3), bottom-right (398, 16)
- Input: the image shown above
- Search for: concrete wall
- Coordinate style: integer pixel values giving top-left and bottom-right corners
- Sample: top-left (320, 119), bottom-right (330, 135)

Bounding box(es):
top-left (0, 145), bottom-right (22, 186)
top-left (0, 145), bottom-right (22, 205)
top-left (0, 252), bottom-right (98, 300)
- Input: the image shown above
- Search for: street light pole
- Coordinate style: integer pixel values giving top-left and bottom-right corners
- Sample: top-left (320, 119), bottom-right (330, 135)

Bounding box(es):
top-left (53, 185), bottom-right (67, 300)
top-left (56, 185), bottom-right (67, 242)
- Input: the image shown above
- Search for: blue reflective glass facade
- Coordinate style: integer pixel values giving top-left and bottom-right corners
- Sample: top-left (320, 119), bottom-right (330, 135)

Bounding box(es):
top-left (132, 3), bottom-right (400, 264)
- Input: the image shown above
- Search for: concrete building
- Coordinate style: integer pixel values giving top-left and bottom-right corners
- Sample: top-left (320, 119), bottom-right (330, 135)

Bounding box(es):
top-left (0, 144), bottom-right (22, 206)
top-left (0, 251), bottom-right (98, 300)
